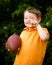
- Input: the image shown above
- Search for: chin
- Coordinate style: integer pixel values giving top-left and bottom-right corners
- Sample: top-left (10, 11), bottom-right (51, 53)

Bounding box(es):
top-left (25, 24), bottom-right (32, 28)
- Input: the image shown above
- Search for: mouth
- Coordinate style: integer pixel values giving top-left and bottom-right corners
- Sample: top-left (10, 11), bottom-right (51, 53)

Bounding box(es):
top-left (25, 22), bottom-right (30, 24)
top-left (25, 23), bottom-right (32, 25)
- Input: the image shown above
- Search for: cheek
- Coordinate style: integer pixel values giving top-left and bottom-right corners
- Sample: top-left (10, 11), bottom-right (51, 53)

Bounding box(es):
top-left (24, 19), bottom-right (26, 23)
top-left (24, 19), bottom-right (28, 23)
top-left (34, 19), bottom-right (39, 23)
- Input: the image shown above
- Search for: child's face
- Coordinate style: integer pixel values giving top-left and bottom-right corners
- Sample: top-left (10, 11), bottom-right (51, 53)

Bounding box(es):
top-left (24, 11), bottom-right (41, 27)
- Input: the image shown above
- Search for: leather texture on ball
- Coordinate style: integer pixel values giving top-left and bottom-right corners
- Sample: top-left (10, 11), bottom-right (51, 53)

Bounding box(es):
top-left (6, 34), bottom-right (22, 52)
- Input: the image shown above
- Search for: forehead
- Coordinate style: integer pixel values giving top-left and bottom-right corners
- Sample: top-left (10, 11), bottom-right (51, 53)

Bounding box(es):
top-left (24, 11), bottom-right (35, 17)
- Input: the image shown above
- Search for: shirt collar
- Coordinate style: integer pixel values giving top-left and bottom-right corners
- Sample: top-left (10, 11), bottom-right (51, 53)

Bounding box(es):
top-left (23, 27), bottom-right (37, 31)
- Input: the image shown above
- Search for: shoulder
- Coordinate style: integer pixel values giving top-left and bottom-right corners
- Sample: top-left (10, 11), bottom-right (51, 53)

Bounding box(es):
top-left (20, 27), bottom-right (27, 38)
top-left (42, 27), bottom-right (50, 35)
top-left (43, 27), bottom-right (49, 32)
top-left (43, 27), bottom-right (50, 38)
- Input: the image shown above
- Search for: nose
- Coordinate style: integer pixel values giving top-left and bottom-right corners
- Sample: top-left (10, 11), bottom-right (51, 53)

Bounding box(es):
top-left (27, 18), bottom-right (30, 21)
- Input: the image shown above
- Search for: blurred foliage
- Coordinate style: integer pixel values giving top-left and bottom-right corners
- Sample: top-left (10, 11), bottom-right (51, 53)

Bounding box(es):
top-left (0, 0), bottom-right (52, 65)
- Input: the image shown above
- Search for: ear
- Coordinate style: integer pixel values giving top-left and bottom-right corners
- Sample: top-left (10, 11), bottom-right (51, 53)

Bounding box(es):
top-left (37, 17), bottom-right (41, 23)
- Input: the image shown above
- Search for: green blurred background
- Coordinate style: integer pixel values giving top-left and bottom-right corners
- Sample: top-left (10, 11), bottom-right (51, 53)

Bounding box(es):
top-left (0, 0), bottom-right (52, 65)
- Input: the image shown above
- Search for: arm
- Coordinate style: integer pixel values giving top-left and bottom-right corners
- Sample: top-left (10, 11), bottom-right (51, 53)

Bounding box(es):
top-left (37, 24), bottom-right (50, 41)
top-left (30, 18), bottom-right (50, 41)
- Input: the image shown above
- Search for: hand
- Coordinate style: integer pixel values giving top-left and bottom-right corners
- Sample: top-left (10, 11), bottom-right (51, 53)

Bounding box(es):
top-left (32, 22), bottom-right (38, 27)
top-left (5, 42), bottom-right (10, 51)
top-left (31, 20), bottom-right (38, 27)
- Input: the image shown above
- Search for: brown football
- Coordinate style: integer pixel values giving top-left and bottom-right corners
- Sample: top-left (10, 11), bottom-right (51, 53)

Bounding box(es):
top-left (6, 34), bottom-right (22, 52)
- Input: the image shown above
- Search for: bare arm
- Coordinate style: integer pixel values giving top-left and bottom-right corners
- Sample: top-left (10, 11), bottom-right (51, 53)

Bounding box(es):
top-left (37, 24), bottom-right (50, 41)
top-left (30, 18), bottom-right (50, 41)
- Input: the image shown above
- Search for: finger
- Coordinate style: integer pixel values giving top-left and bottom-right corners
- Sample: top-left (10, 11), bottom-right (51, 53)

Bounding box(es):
top-left (8, 49), bottom-right (10, 51)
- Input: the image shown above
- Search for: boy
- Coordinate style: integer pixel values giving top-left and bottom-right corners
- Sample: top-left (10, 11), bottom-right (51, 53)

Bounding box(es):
top-left (13, 7), bottom-right (50, 65)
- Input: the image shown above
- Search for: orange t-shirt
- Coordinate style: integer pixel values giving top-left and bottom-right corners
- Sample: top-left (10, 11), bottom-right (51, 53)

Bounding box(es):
top-left (13, 27), bottom-right (48, 65)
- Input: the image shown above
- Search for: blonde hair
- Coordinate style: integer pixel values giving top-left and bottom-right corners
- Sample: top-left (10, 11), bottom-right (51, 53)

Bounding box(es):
top-left (24, 7), bottom-right (41, 18)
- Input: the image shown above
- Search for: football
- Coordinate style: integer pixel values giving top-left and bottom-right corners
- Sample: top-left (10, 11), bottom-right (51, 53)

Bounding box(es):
top-left (5, 34), bottom-right (22, 52)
